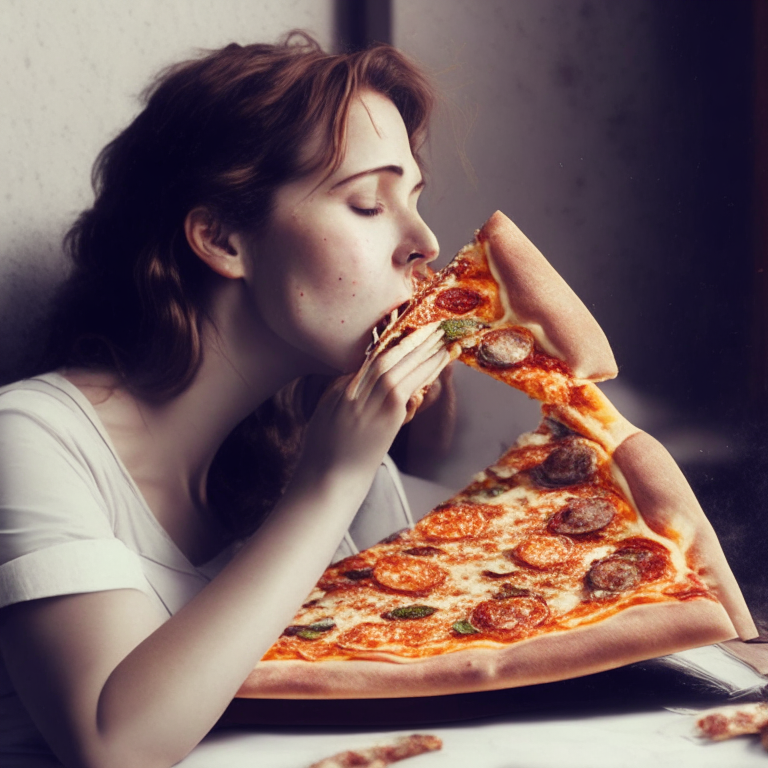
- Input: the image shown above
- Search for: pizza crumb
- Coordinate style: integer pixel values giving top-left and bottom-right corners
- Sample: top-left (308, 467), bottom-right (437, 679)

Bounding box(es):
top-left (695, 702), bottom-right (768, 741)
top-left (308, 734), bottom-right (442, 768)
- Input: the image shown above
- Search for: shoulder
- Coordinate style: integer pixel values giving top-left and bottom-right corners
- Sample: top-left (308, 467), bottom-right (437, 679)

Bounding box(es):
top-left (0, 373), bottom-right (106, 451)
top-left (0, 373), bottom-right (119, 515)
top-left (0, 372), bottom-right (91, 422)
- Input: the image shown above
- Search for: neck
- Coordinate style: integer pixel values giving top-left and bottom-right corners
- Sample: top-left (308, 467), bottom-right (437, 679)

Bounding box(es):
top-left (132, 279), bottom-right (322, 499)
top-left (64, 279), bottom-right (329, 551)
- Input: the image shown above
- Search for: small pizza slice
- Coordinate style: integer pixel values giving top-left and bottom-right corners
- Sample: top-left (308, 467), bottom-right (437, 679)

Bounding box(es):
top-left (308, 734), bottom-right (442, 768)
top-left (695, 701), bottom-right (768, 741)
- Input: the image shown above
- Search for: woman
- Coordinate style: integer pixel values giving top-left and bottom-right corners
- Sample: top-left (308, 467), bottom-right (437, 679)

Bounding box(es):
top-left (0, 34), bottom-right (450, 768)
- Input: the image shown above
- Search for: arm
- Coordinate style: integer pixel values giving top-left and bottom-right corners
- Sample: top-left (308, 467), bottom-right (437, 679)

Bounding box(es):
top-left (0, 324), bottom-right (450, 768)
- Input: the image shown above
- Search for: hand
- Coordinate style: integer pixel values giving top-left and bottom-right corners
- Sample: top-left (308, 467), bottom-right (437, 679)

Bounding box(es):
top-left (294, 323), bottom-right (451, 485)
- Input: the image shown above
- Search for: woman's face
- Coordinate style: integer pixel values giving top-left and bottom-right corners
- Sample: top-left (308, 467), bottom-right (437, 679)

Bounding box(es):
top-left (243, 90), bottom-right (439, 373)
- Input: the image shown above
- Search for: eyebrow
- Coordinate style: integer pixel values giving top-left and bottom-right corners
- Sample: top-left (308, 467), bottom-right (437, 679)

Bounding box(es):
top-left (331, 164), bottom-right (425, 193)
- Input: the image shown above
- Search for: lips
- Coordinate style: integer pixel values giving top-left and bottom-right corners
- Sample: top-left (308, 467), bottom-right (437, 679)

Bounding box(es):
top-left (366, 300), bottom-right (412, 355)
top-left (367, 265), bottom-right (437, 352)
top-left (376, 300), bottom-right (411, 335)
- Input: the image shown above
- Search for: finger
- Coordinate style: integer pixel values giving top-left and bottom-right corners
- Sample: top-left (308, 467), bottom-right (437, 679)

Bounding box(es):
top-left (421, 362), bottom-right (455, 410)
top-left (351, 322), bottom-right (445, 402)
top-left (401, 348), bottom-right (453, 423)
top-left (351, 321), bottom-right (444, 401)
top-left (404, 350), bottom-right (454, 421)
top-left (364, 343), bottom-right (448, 419)
top-left (360, 335), bottom-right (448, 412)
top-left (414, 363), bottom-right (453, 414)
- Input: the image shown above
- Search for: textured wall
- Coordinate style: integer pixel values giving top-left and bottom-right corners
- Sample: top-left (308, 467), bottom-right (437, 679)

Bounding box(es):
top-left (394, 0), bottom-right (755, 484)
top-left (0, 0), bottom-right (333, 381)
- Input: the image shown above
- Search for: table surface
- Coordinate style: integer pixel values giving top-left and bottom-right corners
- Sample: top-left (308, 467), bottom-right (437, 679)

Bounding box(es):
top-left (178, 645), bottom-right (768, 768)
top-left (181, 709), bottom-right (767, 768)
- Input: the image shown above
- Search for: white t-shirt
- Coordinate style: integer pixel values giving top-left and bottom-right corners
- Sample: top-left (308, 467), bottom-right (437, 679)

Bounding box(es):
top-left (0, 373), bottom-right (414, 767)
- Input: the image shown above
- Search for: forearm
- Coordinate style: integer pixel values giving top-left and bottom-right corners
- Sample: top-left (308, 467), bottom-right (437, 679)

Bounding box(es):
top-left (94, 466), bottom-right (373, 768)
top-left (94, 328), bottom-right (451, 765)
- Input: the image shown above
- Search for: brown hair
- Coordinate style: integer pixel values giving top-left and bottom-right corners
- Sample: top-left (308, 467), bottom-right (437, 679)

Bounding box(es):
top-left (40, 32), bottom-right (435, 539)
top-left (45, 32), bottom-right (434, 397)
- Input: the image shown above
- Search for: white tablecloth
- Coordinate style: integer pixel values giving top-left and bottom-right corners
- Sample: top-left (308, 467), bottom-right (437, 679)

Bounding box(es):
top-left (181, 709), bottom-right (766, 768)
top-left (180, 646), bottom-right (767, 768)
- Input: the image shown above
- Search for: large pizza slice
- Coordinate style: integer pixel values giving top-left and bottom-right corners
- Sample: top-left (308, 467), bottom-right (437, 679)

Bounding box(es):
top-left (237, 211), bottom-right (756, 700)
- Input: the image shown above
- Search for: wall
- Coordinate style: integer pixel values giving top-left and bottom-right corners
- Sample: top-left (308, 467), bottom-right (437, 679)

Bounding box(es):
top-left (394, 0), bottom-right (756, 483)
top-left (0, 0), bottom-right (333, 382)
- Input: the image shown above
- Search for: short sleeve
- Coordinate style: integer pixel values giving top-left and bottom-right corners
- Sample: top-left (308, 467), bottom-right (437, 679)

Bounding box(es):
top-left (0, 406), bottom-right (150, 609)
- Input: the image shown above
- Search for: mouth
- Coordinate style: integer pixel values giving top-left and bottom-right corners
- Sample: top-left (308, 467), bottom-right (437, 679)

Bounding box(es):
top-left (367, 299), bottom-right (412, 353)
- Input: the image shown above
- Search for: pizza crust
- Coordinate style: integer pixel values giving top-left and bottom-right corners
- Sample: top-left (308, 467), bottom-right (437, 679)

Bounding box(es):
top-left (479, 211), bottom-right (618, 382)
top-left (237, 598), bottom-right (735, 699)
top-left (613, 431), bottom-right (758, 640)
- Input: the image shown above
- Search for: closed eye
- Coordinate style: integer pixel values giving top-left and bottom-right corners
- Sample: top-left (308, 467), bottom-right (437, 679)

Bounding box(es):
top-left (351, 205), bottom-right (384, 217)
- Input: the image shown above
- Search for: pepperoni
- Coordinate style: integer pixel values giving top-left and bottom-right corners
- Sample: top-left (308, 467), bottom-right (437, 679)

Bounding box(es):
top-left (470, 597), bottom-right (549, 633)
top-left (614, 538), bottom-right (670, 581)
top-left (481, 569), bottom-right (519, 579)
top-left (373, 555), bottom-right (447, 593)
top-left (476, 328), bottom-right (533, 368)
top-left (402, 546), bottom-right (445, 557)
top-left (511, 534), bottom-right (573, 569)
top-left (531, 441), bottom-right (598, 488)
top-left (548, 497), bottom-right (616, 535)
top-left (586, 557), bottom-right (641, 593)
top-left (343, 568), bottom-right (374, 580)
top-left (415, 504), bottom-right (491, 541)
top-left (434, 288), bottom-right (483, 314)
top-left (697, 714), bottom-right (729, 740)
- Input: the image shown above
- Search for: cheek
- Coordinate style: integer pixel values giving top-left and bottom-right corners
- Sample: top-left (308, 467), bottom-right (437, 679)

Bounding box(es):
top-left (288, 232), bottom-right (378, 318)
top-left (256, 228), bottom-right (382, 362)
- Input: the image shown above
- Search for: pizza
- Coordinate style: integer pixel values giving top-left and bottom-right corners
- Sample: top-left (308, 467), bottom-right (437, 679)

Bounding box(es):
top-left (236, 211), bottom-right (756, 700)
top-left (308, 734), bottom-right (442, 768)
top-left (695, 701), bottom-right (768, 744)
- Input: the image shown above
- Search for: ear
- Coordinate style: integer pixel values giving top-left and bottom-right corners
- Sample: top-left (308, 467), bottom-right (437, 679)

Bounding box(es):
top-left (184, 207), bottom-right (246, 280)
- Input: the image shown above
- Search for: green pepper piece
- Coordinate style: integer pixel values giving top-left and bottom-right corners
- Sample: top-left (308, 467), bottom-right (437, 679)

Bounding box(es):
top-left (452, 619), bottom-right (480, 635)
top-left (440, 318), bottom-right (480, 341)
top-left (307, 618), bottom-right (336, 632)
top-left (383, 605), bottom-right (438, 620)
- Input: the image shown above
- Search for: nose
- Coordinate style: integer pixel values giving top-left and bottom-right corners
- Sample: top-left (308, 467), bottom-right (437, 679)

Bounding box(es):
top-left (396, 213), bottom-right (440, 268)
